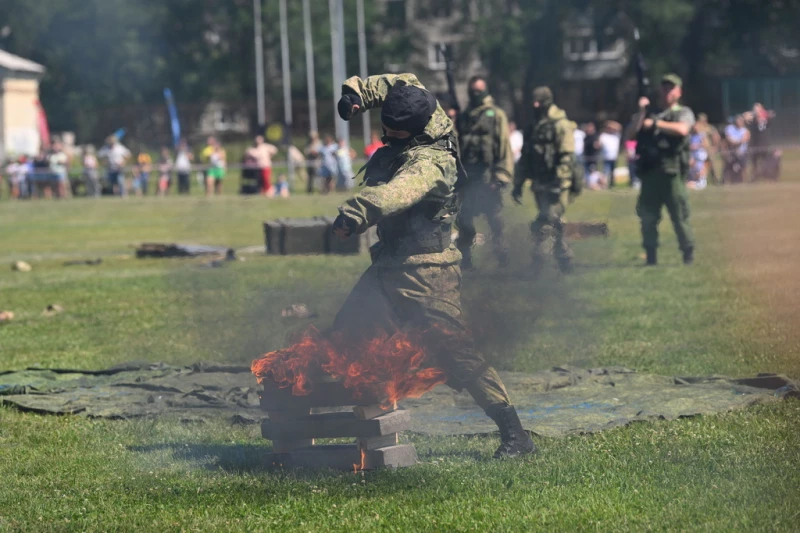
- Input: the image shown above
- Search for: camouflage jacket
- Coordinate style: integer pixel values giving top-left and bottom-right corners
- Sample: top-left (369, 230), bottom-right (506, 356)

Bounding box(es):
top-left (514, 105), bottom-right (576, 192)
top-left (338, 73), bottom-right (461, 268)
top-left (456, 95), bottom-right (514, 184)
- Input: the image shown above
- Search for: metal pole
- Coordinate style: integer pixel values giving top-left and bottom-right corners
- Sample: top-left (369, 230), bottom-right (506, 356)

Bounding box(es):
top-left (303, 0), bottom-right (318, 135)
top-left (337, 0), bottom-right (349, 144)
top-left (329, 0), bottom-right (349, 142)
top-left (254, 0), bottom-right (266, 127)
top-left (357, 0), bottom-right (370, 147)
top-left (279, 0), bottom-right (295, 182)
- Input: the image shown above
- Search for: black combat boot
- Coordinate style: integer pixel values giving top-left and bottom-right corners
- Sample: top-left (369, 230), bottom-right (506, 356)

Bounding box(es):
top-left (645, 247), bottom-right (657, 266)
top-left (487, 405), bottom-right (536, 459)
top-left (682, 247), bottom-right (694, 265)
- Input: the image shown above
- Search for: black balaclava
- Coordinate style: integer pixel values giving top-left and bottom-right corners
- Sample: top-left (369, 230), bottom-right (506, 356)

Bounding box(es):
top-left (468, 86), bottom-right (489, 108)
top-left (380, 84), bottom-right (437, 147)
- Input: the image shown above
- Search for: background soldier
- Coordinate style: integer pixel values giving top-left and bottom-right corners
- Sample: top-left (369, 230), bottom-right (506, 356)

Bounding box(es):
top-left (455, 76), bottom-right (514, 270)
top-left (333, 73), bottom-right (535, 458)
top-left (512, 86), bottom-right (580, 274)
top-left (633, 74), bottom-right (695, 266)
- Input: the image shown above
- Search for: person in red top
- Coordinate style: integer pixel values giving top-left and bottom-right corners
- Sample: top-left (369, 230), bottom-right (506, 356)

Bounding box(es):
top-left (363, 131), bottom-right (384, 160)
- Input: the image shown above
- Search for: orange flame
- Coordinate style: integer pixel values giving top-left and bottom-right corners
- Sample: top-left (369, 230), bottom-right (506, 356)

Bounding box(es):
top-left (353, 448), bottom-right (367, 474)
top-left (251, 326), bottom-right (449, 405)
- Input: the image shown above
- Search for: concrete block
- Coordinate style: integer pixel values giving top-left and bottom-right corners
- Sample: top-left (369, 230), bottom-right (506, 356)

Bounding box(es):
top-left (264, 443), bottom-right (417, 470)
top-left (261, 410), bottom-right (411, 440)
top-left (357, 434), bottom-right (398, 451)
top-left (353, 404), bottom-right (394, 420)
top-left (271, 439), bottom-right (315, 453)
top-left (266, 444), bottom-right (361, 470)
top-left (260, 381), bottom-right (382, 410)
top-left (365, 444), bottom-right (418, 469)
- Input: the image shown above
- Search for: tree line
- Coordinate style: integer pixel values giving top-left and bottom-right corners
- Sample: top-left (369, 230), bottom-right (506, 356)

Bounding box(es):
top-left (0, 0), bottom-right (796, 142)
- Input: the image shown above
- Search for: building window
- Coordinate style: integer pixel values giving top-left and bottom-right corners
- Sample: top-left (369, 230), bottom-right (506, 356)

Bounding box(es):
top-left (428, 43), bottom-right (448, 71)
top-left (417, 0), bottom-right (455, 20)
top-left (385, 0), bottom-right (406, 29)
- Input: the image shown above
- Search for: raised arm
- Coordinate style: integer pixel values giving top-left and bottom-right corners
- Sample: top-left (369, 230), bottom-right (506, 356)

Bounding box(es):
top-left (341, 74), bottom-right (427, 112)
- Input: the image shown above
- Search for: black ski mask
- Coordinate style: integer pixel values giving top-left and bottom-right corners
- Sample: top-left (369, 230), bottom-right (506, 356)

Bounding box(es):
top-left (468, 87), bottom-right (489, 107)
top-left (380, 84), bottom-right (437, 147)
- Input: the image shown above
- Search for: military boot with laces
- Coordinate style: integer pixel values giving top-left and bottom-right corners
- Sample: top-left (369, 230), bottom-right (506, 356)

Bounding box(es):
top-left (487, 404), bottom-right (536, 459)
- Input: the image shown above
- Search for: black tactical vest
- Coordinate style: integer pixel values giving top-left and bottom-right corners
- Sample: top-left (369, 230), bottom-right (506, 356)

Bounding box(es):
top-left (457, 106), bottom-right (497, 176)
top-left (636, 106), bottom-right (691, 175)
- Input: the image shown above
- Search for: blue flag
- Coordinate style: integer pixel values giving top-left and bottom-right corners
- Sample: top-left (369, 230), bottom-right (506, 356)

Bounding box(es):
top-left (163, 88), bottom-right (181, 148)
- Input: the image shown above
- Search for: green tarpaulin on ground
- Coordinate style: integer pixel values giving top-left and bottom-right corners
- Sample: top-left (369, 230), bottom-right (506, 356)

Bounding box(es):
top-left (0, 363), bottom-right (795, 437)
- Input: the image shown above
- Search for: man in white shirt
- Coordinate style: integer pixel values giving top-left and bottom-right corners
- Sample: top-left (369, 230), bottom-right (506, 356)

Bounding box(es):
top-left (509, 121), bottom-right (524, 163)
top-left (100, 136), bottom-right (131, 197)
top-left (573, 125), bottom-right (586, 168)
top-left (598, 122), bottom-right (621, 187)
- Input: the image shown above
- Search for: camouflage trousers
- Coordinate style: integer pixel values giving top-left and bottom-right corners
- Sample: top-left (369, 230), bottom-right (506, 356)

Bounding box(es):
top-left (455, 178), bottom-right (508, 265)
top-left (332, 263), bottom-right (511, 410)
top-left (636, 171), bottom-right (694, 251)
top-left (530, 189), bottom-right (573, 263)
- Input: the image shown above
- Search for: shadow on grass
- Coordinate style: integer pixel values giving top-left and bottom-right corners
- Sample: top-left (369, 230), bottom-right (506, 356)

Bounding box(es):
top-left (128, 439), bottom-right (496, 476)
top-left (129, 442), bottom-right (277, 473)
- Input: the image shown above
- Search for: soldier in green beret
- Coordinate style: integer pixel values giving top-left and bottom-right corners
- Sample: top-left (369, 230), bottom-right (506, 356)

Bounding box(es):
top-left (633, 73), bottom-right (696, 265)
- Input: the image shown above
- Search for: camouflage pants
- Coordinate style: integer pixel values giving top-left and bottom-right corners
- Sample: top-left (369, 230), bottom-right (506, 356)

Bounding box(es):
top-left (332, 263), bottom-right (510, 410)
top-left (531, 189), bottom-right (572, 263)
top-left (455, 179), bottom-right (508, 264)
top-left (636, 171), bottom-right (694, 251)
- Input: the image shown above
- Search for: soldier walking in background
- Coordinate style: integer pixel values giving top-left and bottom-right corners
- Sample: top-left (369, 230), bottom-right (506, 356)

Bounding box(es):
top-left (455, 76), bottom-right (514, 270)
top-left (332, 73), bottom-right (535, 458)
top-left (513, 87), bottom-right (581, 274)
top-left (633, 74), bottom-right (696, 266)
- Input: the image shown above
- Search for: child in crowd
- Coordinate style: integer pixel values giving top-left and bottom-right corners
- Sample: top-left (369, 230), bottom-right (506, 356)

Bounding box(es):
top-left (688, 127), bottom-right (708, 190)
top-left (274, 174), bottom-right (290, 198)
top-left (158, 147), bottom-right (173, 196)
top-left (205, 144), bottom-right (226, 197)
top-left (585, 163), bottom-right (608, 190)
top-left (134, 151), bottom-right (152, 196)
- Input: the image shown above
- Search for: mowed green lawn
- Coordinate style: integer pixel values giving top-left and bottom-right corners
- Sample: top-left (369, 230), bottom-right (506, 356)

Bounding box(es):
top-left (1, 162), bottom-right (799, 531)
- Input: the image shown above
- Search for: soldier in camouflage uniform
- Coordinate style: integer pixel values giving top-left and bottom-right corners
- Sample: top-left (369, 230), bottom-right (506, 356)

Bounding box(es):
top-left (633, 74), bottom-right (695, 266)
top-left (455, 76), bottom-right (515, 269)
top-left (332, 73), bottom-right (535, 458)
top-left (513, 87), bottom-right (580, 273)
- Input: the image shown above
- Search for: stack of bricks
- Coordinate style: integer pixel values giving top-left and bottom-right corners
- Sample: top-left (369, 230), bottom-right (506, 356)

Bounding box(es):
top-left (260, 380), bottom-right (418, 470)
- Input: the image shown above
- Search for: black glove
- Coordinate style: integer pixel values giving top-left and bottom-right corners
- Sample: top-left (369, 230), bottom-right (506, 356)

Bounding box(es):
top-left (337, 93), bottom-right (363, 121)
top-left (511, 187), bottom-right (523, 205)
top-left (332, 213), bottom-right (357, 238)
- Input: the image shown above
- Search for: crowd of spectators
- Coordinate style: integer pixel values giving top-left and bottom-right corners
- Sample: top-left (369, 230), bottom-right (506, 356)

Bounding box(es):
top-left (1, 102), bottom-right (782, 201)
top-left (562, 101), bottom-right (780, 192)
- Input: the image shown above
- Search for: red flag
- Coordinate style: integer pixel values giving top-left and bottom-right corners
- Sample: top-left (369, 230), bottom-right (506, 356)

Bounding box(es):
top-left (35, 100), bottom-right (50, 150)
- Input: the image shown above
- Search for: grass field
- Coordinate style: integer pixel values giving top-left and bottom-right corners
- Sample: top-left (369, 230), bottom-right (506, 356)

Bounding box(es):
top-left (1, 164), bottom-right (799, 531)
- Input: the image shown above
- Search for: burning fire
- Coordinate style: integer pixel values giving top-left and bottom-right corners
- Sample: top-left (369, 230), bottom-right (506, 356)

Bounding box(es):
top-left (251, 326), bottom-right (448, 405)
top-left (353, 448), bottom-right (367, 474)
